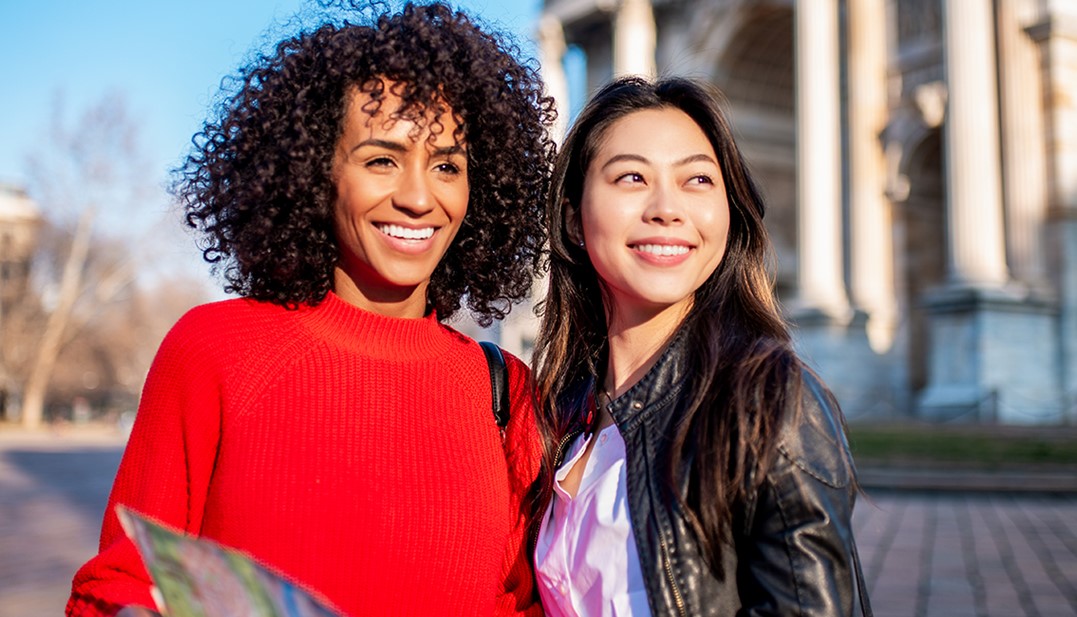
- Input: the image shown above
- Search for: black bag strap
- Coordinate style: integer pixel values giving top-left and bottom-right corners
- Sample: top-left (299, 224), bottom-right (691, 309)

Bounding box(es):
top-left (479, 341), bottom-right (511, 435)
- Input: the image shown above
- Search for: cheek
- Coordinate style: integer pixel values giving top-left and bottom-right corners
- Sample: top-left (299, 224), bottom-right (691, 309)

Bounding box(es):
top-left (331, 177), bottom-right (364, 219)
top-left (701, 204), bottom-right (732, 243)
top-left (443, 194), bottom-right (469, 242)
top-left (579, 193), bottom-right (620, 247)
top-left (712, 218), bottom-right (733, 271)
top-left (578, 180), bottom-right (607, 237)
top-left (330, 197), bottom-right (348, 231)
top-left (436, 179), bottom-right (470, 219)
top-left (715, 217), bottom-right (731, 251)
top-left (581, 234), bottom-right (625, 289)
top-left (331, 196), bottom-right (359, 237)
top-left (451, 186), bottom-right (470, 219)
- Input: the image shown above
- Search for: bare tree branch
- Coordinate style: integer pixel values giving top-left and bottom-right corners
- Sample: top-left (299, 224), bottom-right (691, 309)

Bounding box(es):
top-left (21, 208), bottom-right (95, 429)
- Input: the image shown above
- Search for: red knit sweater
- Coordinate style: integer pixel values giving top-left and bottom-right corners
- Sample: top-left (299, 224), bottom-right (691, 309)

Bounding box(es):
top-left (67, 293), bottom-right (543, 616)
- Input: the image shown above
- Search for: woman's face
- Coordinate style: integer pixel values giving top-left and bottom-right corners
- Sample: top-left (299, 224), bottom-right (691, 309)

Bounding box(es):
top-left (331, 83), bottom-right (469, 315)
top-left (577, 107), bottom-right (730, 322)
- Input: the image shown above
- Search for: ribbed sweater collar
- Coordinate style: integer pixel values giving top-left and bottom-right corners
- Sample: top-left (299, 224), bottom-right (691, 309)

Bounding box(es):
top-left (296, 291), bottom-right (454, 360)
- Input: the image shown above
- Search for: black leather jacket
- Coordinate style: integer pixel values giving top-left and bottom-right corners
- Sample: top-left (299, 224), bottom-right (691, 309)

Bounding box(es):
top-left (556, 332), bottom-right (871, 616)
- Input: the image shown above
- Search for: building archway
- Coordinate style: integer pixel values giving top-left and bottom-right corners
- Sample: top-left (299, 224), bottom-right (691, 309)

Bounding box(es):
top-left (897, 129), bottom-right (946, 395)
top-left (714, 5), bottom-right (796, 297)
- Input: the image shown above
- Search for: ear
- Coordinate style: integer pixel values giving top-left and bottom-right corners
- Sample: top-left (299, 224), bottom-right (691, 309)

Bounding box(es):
top-left (564, 199), bottom-right (584, 248)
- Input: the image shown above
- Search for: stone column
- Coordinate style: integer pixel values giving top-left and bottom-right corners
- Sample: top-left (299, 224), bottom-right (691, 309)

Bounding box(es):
top-left (613, 0), bottom-right (657, 78)
top-left (917, 0), bottom-right (1062, 423)
top-left (941, 0), bottom-right (1009, 286)
top-left (1027, 4), bottom-right (1077, 214)
top-left (996, 0), bottom-right (1049, 287)
top-left (790, 0), bottom-right (896, 419)
top-left (1027, 5), bottom-right (1077, 422)
top-left (847, 0), bottom-right (896, 350)
top-left (537, 14), bottom-right (570, 143)
top-left (794, 0), bottom-right (849, 318)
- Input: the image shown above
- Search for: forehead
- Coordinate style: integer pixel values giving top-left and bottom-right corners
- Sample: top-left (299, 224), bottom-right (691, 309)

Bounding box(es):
top-left (342, 82), bottom-right (461, 139)
top-left (596, 107), bottom-right (712, 156)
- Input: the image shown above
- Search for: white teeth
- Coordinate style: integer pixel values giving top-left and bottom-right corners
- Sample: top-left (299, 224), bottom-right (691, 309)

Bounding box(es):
top-left (378, 224), bottom-right (434, 240)
top-left (636, 244), bottom-right (690, 256)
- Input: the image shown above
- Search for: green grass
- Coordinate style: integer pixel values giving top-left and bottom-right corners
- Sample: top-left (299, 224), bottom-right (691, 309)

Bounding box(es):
top-left (846, 423), bottom-right (1077, 469)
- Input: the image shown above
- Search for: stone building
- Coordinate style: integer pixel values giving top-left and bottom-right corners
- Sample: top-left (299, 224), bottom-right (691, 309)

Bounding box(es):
top-left (0, 185), bottom-right (39, 308)
top-left (0, 184), bottom-right (42, 419)
top-left (518, 0), bottom-right (1077, 424)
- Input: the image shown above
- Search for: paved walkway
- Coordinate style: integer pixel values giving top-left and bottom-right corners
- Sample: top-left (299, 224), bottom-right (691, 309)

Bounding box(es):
top-left (0, 427), bottom-right (125, 617)
top-left (854, 491), bottom-right (1077, 617)
top-left (2, 427), bottom-right (1076, 616)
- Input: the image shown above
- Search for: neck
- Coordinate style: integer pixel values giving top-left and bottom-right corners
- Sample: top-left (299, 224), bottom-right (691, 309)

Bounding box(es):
top-left (603, 301), bottom-right (689, 398)
top-left (333, 266), bottom-right (429, 319)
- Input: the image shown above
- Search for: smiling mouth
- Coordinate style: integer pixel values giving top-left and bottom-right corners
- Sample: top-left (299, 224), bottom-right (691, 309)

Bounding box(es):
top-left (377, 224), bottom-right (435, 240)
top-left (633, 243), bottom-right (691, 256)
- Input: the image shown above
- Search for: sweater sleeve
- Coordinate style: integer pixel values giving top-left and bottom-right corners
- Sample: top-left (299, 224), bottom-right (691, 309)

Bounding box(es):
top-left (66, 309), bottom-right (225, 617)
top-left (493, 353), bottom-right (544, 617)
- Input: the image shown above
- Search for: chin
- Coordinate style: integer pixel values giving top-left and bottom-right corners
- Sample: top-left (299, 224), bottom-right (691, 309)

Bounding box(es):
top-left (637, 288), bottom-right (696, 305)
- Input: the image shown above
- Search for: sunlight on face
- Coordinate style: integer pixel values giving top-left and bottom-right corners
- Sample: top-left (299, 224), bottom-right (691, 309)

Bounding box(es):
top-left (578, 107), bottom-right (730, 324)
top-left (331, 81), bottom-right (469, 316)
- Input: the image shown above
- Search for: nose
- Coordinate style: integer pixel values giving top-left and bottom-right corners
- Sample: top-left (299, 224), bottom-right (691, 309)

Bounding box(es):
top-left (392, 163), bottom-right (434, 215)
top-left (642, 181), bottom-right (684, 225)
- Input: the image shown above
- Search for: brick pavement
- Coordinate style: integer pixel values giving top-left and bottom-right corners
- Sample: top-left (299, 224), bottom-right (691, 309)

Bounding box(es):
top-left (0, 427), bottom-right (124, 617)
top-left (854, 490), bottom-right (1077, 617)
top-left (2, 427), bottom-right (1076, 616)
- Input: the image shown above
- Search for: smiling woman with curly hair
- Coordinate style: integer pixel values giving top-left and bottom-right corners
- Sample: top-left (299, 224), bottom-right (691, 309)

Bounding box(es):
top-left (180, 2), bottom-right (552, 322)
top-left (67, 4), bottom-right (555, 617)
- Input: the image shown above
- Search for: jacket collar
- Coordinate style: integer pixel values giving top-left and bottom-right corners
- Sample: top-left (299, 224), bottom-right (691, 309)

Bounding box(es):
top-left (605, 326), bottom-right (692, 432)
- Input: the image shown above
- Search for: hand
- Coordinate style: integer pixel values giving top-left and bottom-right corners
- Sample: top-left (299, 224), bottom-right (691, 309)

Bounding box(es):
top-left (116, 607), bottom-right (162, 617)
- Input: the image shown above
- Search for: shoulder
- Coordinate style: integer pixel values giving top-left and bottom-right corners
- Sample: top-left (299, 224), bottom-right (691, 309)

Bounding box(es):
top-left (469, 340), bottom-right (541, 477)
top-left (773, 367), bottom-right (855, 490)
top-left (155, 297), bottom-right (306, 372)
top-left (466, 339), bottom-right (533, 402)
top-left (438, 327), bottom-right (533, 387)
top-left (169, 297), bottom-right (290, 335)
top-left (500, 348), bottom-right (532, 388)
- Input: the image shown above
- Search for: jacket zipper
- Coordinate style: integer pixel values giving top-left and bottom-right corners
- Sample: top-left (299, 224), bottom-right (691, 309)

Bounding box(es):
top-left (659, 534), bottom-right (688, 616)
top-left (553, 427), bottom-right (582, 468)
top-left (529, 427), bottom-right (584, 553)
top-left (560, 408), bottom-right (686, 615)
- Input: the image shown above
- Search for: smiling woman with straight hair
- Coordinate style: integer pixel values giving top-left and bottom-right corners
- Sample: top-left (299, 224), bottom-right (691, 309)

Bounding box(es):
top-left (530, 75), bottom-right (872, 616)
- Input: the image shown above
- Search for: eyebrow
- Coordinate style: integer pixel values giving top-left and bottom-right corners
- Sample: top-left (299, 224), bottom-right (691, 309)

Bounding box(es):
top-left (599, 152), bottom-right (717, 170)
top-left (352, 138), bottom-right (465, 157)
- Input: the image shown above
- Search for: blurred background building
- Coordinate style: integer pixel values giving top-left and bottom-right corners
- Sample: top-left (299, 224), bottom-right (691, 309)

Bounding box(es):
top-left (0, 186), bottom-right (40, 313)
top-left (0, 185), bottom-right (42, 421)
top-left (515, 0), bottom-right (1077, 424)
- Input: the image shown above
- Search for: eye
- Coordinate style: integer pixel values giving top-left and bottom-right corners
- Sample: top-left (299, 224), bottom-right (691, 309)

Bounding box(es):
top-left (687, 174), bottom-right (714, 186)
top-left (434, 161), bottom-right (462, 175)
top-left (365, 156), bottom-right (396, 169)
top-left (614, 172), bottom-right (645, 184)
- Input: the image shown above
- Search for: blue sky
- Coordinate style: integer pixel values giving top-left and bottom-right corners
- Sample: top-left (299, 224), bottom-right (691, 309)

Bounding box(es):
top-left (0, 1), bottom-right (543, 292)
top-left (0, 0), bottom-right (543, 190)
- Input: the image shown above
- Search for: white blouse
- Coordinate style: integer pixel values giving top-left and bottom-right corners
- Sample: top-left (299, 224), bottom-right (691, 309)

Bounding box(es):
top-left (534, 423), bottom-right (652, 617)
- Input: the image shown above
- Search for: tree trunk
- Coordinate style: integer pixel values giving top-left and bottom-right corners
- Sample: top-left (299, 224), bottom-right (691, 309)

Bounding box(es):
top-left (21, 209), bottom-right (95, 430)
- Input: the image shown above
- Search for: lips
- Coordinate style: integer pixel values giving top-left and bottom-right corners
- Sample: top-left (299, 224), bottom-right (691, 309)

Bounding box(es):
top-left (628, 238), bottom-right (695, 266)
top-left (634, 243), bottom-right (690, 256)
top-left (376, 223), bottom-right (435, 240)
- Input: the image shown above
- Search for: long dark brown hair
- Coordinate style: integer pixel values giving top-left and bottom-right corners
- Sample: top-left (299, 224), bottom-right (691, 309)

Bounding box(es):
top-left (531, 76), bottom-right (802, 575)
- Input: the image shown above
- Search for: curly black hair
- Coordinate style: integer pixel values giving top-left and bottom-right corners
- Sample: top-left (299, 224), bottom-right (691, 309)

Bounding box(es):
top-left (172, 2), bottom-right (556, 324)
